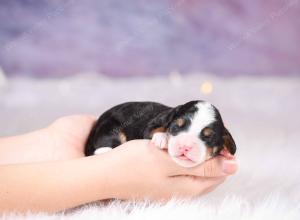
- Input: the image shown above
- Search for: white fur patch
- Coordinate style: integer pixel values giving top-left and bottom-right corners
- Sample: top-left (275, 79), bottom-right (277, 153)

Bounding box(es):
top-left (187, 102), bottom-right (216, 135)
top-left (166, 101), bottom-right (216, 167)
top-left (151, 132), bottom-right (168, 149)
top-left (94, 147), bottom-right (113, 155)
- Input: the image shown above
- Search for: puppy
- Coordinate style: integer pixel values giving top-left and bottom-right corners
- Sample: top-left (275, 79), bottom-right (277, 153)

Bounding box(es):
top-left (85, 101), bottom-right (236, 167)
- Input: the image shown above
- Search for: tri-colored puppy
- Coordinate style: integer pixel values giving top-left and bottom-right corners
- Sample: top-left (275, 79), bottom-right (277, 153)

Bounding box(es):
top-left (85, 101), bottom-right (236, 167)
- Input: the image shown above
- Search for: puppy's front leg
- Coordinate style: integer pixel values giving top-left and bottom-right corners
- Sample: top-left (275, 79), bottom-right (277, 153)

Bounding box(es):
top-left (151, 132), bottom-right (168, 149)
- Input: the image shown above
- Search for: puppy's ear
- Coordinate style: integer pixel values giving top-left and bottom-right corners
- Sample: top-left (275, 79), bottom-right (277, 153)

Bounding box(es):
top-left (223, 127), bottom-right (236, 155)
top-left (143, 108), bottom-right (178, 138)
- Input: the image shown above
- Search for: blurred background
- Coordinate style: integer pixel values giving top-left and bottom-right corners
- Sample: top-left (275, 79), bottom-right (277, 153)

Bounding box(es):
top-left (0, 0), bottom-right (299, 137)
top-left (1, 0), bottom-right (300, 77)
top-left (0, 0), bottom-right (299, 136)
top-left (0, 0), bottom-right (300, 211)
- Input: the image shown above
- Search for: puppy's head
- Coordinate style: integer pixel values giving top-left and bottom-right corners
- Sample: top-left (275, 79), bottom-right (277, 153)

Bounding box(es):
top-left (165, 101), bottom-right (236, 167)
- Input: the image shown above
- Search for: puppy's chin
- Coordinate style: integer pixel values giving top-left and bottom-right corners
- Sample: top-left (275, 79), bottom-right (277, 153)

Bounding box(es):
top-left (171, 156), bottom-right (204, 167)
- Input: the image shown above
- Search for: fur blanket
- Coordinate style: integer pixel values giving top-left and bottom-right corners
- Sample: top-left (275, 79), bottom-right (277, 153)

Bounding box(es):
top-left (0, 74), bottom-right (299, 219)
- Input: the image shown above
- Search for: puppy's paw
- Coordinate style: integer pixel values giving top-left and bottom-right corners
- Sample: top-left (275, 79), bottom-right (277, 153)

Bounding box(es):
top-left (151, 132), bottom-right (168, 149)
top-left (94, 147), bottom-right (113, 155)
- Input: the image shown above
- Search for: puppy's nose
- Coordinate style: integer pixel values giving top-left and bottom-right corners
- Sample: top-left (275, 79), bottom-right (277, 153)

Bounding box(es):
top-left (179, 145), bottom-right (192, 154)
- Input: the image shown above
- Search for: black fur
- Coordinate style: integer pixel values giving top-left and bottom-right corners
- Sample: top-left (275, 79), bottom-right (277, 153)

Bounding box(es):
top-left (85, 101), bottom-right (236, 156)
top-left (85, 102), bottom-right (170, 156)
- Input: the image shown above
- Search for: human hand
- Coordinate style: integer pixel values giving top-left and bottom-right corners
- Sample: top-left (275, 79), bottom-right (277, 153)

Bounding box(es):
top-left (98, 139), bottom-right (237, 201)
top-left (0, 116), bottom-right (237, 211)
top-left (44, 115), bottom-right (97, 160)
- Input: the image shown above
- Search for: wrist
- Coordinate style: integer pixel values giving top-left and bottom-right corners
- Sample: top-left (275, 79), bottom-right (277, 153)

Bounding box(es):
top-left (89, 149), bottom-right (135, 200)
top-left (83, 153), bottom-right (123, 200)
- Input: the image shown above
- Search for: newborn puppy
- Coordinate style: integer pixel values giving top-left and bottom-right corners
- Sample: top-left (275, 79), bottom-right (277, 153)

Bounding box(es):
top-left (85, 101), bottom-right (236, 167)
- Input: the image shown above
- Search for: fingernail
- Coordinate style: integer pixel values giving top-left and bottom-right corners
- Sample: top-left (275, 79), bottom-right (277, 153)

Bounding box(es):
top-left (222, 159), bottom-right (237, 174)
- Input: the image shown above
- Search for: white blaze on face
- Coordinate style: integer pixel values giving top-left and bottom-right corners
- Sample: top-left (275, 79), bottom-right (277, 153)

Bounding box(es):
top-left (187, 102), bottom-right (216, 135)
top-left (168, 101), bottom-right (216, 167)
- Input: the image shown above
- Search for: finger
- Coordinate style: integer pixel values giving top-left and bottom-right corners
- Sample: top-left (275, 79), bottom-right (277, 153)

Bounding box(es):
top-left (65, 114), bottom-right (97, 127)
top-left (174, 156), bottom-right (238, 177)
top-left (170, 176), bottom-right (226, 197)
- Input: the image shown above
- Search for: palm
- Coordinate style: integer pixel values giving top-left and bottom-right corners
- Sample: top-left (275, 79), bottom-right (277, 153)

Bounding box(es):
top-left (46, 115), bottom-right (96, 160)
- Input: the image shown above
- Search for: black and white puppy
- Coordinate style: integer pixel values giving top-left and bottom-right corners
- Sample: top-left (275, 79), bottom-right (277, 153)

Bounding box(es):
top-left (85, 101), bottom-right (236, 167)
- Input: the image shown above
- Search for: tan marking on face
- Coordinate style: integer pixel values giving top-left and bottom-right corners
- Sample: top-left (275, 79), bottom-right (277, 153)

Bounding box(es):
top-left (176, 118), bottom-right (185, 127)
top-left (119, 131), bottom-right (127, 144)
top-left (205, 146), bottom-right (219, 160)
top-left (205, 147), bottom-right (213, 160)
top-left (203, 127), bottom-right (214, 137)
top-left (213, 146), bottom-right (218, 154)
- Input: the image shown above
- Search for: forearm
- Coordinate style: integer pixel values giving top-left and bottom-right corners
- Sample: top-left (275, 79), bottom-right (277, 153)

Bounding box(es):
top-left (0, 129), bottom-right (49, 165)
top-left (0, 155), bottom-right (113, 214)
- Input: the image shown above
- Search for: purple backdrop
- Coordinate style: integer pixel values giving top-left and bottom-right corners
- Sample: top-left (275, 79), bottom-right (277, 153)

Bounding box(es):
top-left (0, 0), bottom-right (299, 77)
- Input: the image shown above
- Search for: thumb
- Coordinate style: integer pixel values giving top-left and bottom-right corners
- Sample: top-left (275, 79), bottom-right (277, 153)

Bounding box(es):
top-left (177, 156), bottom-right (238, 177)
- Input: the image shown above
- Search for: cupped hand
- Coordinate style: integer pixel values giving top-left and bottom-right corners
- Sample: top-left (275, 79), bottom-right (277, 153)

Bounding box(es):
top-left (1, 114), bottom-right (237, 201)
top-left (46, 117), bottom-right (237, 200)
top-left (45, 115), bottom-right (97, 160)
top-left (99, 139), bottom-right (238, 201)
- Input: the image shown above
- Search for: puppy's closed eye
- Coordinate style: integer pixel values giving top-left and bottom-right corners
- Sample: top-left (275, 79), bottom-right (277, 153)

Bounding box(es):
top-left (176, 118), bottom-right (185, 127)
top-left (168, 118), bottom-right (188, 135)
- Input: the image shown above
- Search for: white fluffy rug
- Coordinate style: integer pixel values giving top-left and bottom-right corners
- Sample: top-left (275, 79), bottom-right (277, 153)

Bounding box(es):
top-left (0, 73), bottom-right (300, 219)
